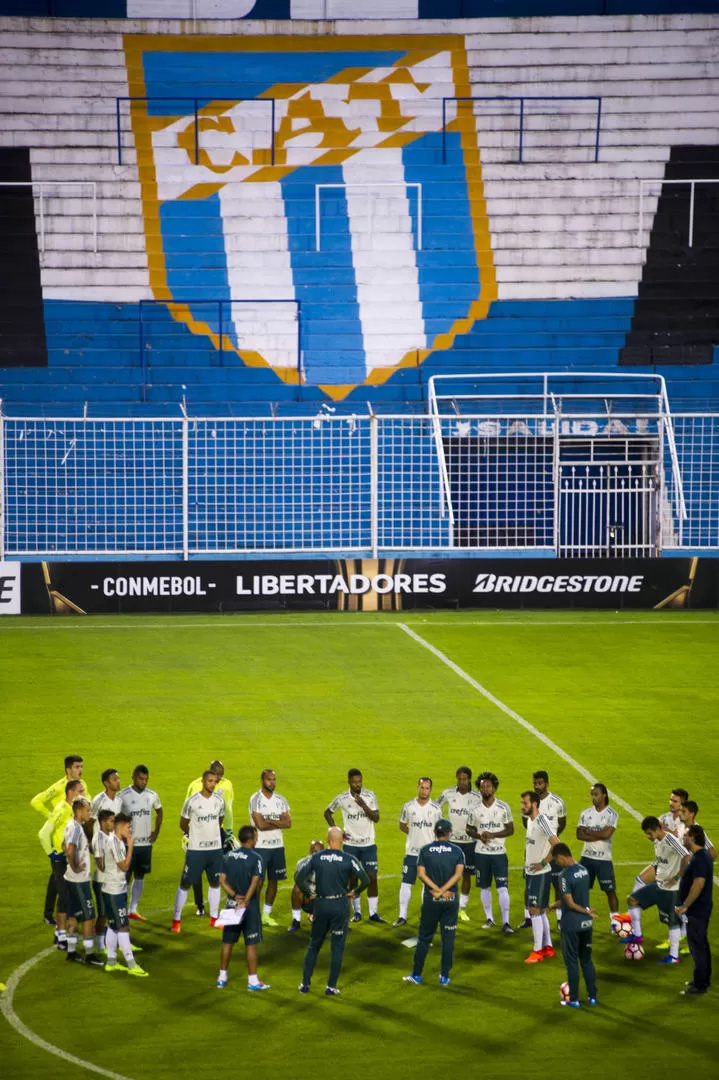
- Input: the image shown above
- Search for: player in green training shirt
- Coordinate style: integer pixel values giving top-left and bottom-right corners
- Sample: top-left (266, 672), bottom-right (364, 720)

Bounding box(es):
top-left (38, 778), bottom-right (85, 950)
top-left (31, 755), bottom-right (87, 924)
top-left (403, 819), bottom-right (465, 987)
top-left (296, 826), bottom-right (370, 996)
top-left (551, 842), bottom-right (598, 1008)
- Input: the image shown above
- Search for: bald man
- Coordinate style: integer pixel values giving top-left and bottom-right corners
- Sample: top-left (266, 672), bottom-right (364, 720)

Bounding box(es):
top-left (185, 762), bottom-right (235, 915)
top-left (295, 827), bottom-right (370, 997)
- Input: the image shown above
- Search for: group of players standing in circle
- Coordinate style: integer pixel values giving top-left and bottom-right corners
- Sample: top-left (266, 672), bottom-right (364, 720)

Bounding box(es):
top-left (33, 759), bottom-right (714, 1002)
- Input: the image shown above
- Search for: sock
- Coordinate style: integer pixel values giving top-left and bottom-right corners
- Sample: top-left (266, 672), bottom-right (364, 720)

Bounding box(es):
top-left (353, 897), bottom-right (361, 914)
top-left (263, 903), bottom-right (273, 915)
top-left (531, 915), bottom-right (543, 952)
top-left (668, 926), bottom-right (681, 959)
top-left (130, 878), bottom-right (144, 914)
top-left (208, 886), bottom-right (221, 919)
top-left (118, 930), bottom-right (136, 969)
top-left (67, 934), bottom-right (77, 954)
top-left (105, 927), bottom-right (118, 962)
top-left (498, 887), bottom-right (510, 925)
top-left (480, 888), bottom-right (493, 921)
top-left (291, 908), bottom-right (302, 922)
top-left (633, 875), bottom-right (645, 892)
top-left (95, 932), bottom-right (105, 951)
top-left (83, 937), bottom-right (95, 955)
top-left (174, 887), bottom-right (188, 921)
top-left (219, 968), bottom-right (228, 981)
top-left (56, 930), bottom-right (67, 943)
top-left (541, 913), bottom-right (552, 947)
top-left (399, 884), bottom-right (412, 920)
top-left (459, 893), bottom-right (469, 911)
top-left (524, 906), bottom-right (530, 920)
top-left (248, 973), bottom-right (260, 986)
top-left (629, 906), bottom-right (643, 938)
top-left (368, 896), bottom-right (378, 917)
top-left (556, 907), bottom-right (563, 925)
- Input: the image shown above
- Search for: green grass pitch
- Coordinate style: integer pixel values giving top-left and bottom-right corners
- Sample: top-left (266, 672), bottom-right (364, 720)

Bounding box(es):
top-left (1, 610), bottom-right (718, 1079)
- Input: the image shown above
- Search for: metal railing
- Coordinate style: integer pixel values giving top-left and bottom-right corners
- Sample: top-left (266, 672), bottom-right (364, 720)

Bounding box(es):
top-left (0, 181), bottom-right (97, 254)
top-left (637, 177), bottom-right (719, 248)
top-left (1, 410), bottom-right (716, 561)
top-left (115, 96), bottom-right (276, 166)
top-left (441, 95), bottom-right (602, 165)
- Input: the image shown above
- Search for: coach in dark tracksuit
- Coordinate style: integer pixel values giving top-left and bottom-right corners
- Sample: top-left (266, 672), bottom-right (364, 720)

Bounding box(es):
top-left (676, 824), bottom-right (713, 996)
top-left (295, 826), bottom-right (369, 996)
top-left (553, 842), bottom-right (598, 1007)
top-left (404, 818), bottom-right (465, 986)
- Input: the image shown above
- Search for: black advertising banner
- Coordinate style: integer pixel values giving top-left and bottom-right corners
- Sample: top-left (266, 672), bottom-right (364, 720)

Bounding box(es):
top-left (18, 557), bottom-right (719, 614)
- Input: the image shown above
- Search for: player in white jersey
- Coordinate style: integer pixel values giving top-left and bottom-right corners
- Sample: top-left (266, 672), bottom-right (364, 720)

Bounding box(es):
top-left (467, 771), bottom-right (514, 933)
top-left (660, 787), bottom-right (689, 840)
top-left (171, 770), bottom-right (224, 933)
top-left (288, 839), bottom-right (325, 932)
top-left (120, 765), bottom-right (163, 920)
top-left (99, 813), bottom-right (148, 976)
top-left (395, 778), bottom-right (442, 927)
top-left (63, 797), bottom-right (103, 966)
top-left (527, 771), bottom-right (567, 928)
top-left (325, 768), bottom-right (385, 923)
top-left (627, 815), bottom-right (690, 962)
top-left (678, 801), bottom-right (716, 860)
top-left (90, 770), bottom-right (123, 837)
top-left (440, 767), bottom-right (481, 923)
top-left (576, 783), bottom-right (619, 921)
top-left (249, 769), bottom-right (292, 927)
top-left (91, 808), bottom-right (116, 953)
top-left (521, 790), bottom-right (560, 964)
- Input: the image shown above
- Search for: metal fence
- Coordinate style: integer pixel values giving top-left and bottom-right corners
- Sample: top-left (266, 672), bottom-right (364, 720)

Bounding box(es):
top-left (0, 413), bottom-right (717, 559)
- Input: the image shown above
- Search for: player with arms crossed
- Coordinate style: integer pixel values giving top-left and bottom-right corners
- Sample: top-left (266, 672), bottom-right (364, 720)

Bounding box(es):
top-left (522, 789), bottom-right (560, 964)
top-left (250, 769), bottom-right (292, 927)
top-left (325, 768), bottom-right (384, 924)
top-left (171, 770), bottom-right (224, 933)
top-left (660, 788), bottom-right (690, 839)
top-left (395, 778), bottom-right (442, 928)
top-left (576, 783), bottom-right (619, 924)
top-left (63, 797), bottom-right (103, 966)
top-left (626, 815), bottom-right (689, 964)
top-left (439, 767), bottom-right (481, 923)
top-left (120, 765), bottom-right (163, 921)
top-left (552, 842), bottom-right (598, 1008)
top-left (217, 824), bottom-right (270, 992)
top-left (467, 771), bottom-right (515, 933)
top-left (403, 819), bottom-right (465, 987)
top-left (99, 813), bottom-right (148, 977)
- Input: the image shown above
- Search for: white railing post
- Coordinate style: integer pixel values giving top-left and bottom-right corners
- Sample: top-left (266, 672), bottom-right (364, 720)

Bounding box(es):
top-left (182, 415), bottom-right (189, 561)
top-left (688, 180), bottom-right (695, 248)
top-left (370, 413), bottom-right (378, 557)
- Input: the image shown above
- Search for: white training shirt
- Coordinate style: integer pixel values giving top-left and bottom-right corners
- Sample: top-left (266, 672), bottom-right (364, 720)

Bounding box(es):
top-left (327, 788), bottom-right (378, 847)
top-left (295, 854), bottom-right (317, 896)
top-left (249, 790), bottom-right (290, 850)
top-left (399, 798), bottom-right (443, 857)
top-left (654, 831), bottom-right (689, 891)
top-left (181, 791), bottom-right (224, 851)
top-left (660, 811), bottom-right (686, 842)
top-left (91, 829), bottom-right (109, 884)
top-left (439, 787), bottom-right (482, 845)
top-left (468, 798), bottom-right (514, 855)
top-left (102, 832), bottom-right (130, 896)
top-left (578, 804), bottom-right (619, 862)
top-left (538, 792), bottom-right (566, 833)
top-left (119, 785), bottom-right (162, 846)
top-left (63, 819), bottom-right (91, 883)
top-left (90, 791), bottom-right (123, 837)
top-left (525, 813), bottom-right (555, 876)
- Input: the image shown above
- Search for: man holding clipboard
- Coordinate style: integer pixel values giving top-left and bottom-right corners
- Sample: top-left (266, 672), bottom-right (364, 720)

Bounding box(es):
top-left (216, 825), bottom-right (270, 992)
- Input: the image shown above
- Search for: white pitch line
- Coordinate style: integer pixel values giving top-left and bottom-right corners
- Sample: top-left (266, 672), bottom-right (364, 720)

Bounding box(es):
top-left (397, 622), bottom-right (719, 889)
top-left (0, 947), bottom-right (135, 1080)
top-left (0, 618), bottom-right (718, 631)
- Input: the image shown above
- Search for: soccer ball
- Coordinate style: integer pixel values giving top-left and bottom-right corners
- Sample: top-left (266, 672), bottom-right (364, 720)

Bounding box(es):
top-left (612, 914), bottom-right (633, 940)
top-left (624, 942), bottom-right (645, 961)
top-left (559, 981), bottom-right (571, 1003)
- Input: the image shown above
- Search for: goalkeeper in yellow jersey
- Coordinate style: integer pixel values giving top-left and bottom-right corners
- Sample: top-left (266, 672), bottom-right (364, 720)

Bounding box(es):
top-left (185, 760), bottom-right (235, 915)
top-left (38, 778), bottom-right (86, 949)
top-left (31, 756), bottom-right (90, 925)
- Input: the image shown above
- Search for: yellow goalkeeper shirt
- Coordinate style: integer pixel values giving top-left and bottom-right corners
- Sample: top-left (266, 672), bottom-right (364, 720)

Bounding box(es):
top-left (31, 776), bottom-right (92, 820)
top-left (185, 776), bottom-right (234, 832)
top-left (39, 801), bottom-right (73, 856)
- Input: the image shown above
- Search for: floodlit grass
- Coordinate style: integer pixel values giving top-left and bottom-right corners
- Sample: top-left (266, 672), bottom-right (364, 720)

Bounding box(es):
top-left (1, 611), bottom-right (718, 1079)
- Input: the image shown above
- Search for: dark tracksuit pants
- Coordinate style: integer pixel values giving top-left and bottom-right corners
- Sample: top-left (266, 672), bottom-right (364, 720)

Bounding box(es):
top-left (561, 926), bottom-right (597, 1002)
top-left (413, 897), bottom-right (458, 979)
top-left (686, 913), bottom-right (712, 991)
top-left (302, 898), bottom-right (349, 989)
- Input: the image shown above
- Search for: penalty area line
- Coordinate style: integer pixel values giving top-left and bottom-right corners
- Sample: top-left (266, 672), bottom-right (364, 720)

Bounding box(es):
top-left (0, 947), bottom-right (135, 1080)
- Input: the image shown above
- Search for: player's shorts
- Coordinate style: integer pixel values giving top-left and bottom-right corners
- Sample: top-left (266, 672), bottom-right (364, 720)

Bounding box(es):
top-left (455, 842), bottom-right (476, 874)
top-left (181, 848), bottom-right (224, 889)
top-left (402, 854), bottom-right (419, 885)
top-left (65, 880), bottom-right (96, 923)
top-left (631, 881), bottom-right (659, 910)
top-left (580, 855), bottom-right (616, 894)
top-left (344, 843), bottom-right (378, 874)
top-left (50, 855), bottom-right (69, 916)
top-left (476, 853), bottom-right (509, 890)
top-left (129, 845), bottom-right (153, 878)
top-left (102, 891), bottom-right (130, 931)
top-left (92, 881), bottom-right (105, 917)
top-left (525, 871), bottom-right (552, 911)
top-left (633, 883), bottom-right (680, 928)
top-left (256, 846), bottom-right (287, 882)
top-left (221, 901), bottom-right (263, 946)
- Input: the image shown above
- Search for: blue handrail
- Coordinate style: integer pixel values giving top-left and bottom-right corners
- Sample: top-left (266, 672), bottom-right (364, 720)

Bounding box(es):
top-left (441, 95), bottom-right (602, 164)
top-left (138, 298), bottom-right (302, 402)
top-left (115, 96), bottom-right (276, 167)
